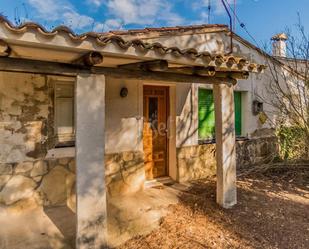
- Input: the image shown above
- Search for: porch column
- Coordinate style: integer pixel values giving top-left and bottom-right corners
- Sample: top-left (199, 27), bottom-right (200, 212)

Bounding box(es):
top-left (75, 74), bottom-right (107, 248)
top-left (213, 83), bottom-right (237, 208)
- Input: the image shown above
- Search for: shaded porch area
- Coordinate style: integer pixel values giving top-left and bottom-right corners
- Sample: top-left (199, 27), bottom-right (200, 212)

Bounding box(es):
top-left (1, 166), bottom-right (308, 249)
top-left (0, 17), bottom-right (266, 248)
top-left (0, 183), bottom-right (181, 249)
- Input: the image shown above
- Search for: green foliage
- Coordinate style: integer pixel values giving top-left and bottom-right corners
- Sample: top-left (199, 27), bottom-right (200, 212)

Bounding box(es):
top-left (276, 126), bottom-right (309, 160)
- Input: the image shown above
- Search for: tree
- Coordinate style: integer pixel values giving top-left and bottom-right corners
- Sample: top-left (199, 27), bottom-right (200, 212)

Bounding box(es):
top-left (261, 18), bottom-right (309, 159)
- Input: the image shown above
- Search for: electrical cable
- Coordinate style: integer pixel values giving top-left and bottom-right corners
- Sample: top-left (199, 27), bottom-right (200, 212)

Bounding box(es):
top-left (223, 0), bottom-right (262, 49)
top-left (233, 0), bottom-right (236, 32)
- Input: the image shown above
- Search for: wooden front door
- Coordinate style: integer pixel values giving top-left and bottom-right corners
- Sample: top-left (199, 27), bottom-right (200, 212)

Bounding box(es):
top-left (143, 85), bottom-right (169, 180)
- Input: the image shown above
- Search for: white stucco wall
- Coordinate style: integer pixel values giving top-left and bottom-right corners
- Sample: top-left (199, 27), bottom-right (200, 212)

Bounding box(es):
top-left (0, 30), bottom-right (284, 162)
top-left (0, 72), bottom-right (50, 163)
top-left (105, 78), bottom-right (143, 154)
top-left (142, 31), bottom-right (281, 147)
top-left (175, 83), bottom-right (198, 147)
top-left (144, 32), bottom-right (228, 54)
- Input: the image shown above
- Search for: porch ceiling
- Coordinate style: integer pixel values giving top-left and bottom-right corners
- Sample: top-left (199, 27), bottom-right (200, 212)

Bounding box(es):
top-left (0, 16), bottom-right (265, 77)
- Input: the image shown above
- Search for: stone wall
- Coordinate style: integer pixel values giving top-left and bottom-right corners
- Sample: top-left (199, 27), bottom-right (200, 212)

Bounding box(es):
top-left (106, 151), bottom-right (144, 196)
top-left (0, 71), bottom-right (145, 212)
top-left (177, 144), bottom-right (216, 182)
top-left (177, 137), bottom-right (279, 182)
top-left (0, 157), bottom-right (76, 211)
top-left (0, 72), bottom-right (79, 212)
top-left (0, 71), bottom-right (280, 211)
top-left (236, 136), bottom-right (279, 169)
top-left (0, 150), bottom-right (145, 212)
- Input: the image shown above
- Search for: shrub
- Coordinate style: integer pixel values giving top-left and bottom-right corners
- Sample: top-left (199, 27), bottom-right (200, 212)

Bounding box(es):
top-left (276, 126), bottom-right (309, 160)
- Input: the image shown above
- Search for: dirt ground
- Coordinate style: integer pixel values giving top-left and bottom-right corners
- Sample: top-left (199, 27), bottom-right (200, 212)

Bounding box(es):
top-left (118, 165), bottom-right (309, 249)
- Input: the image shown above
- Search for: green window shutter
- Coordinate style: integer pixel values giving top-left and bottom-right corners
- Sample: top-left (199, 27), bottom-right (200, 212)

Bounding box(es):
top-left (198, 89), bottom-right (215, 139)
top-left (198, 89), bottom-right (242, 139)
top-left (234, 92), bottom-right (242, 136)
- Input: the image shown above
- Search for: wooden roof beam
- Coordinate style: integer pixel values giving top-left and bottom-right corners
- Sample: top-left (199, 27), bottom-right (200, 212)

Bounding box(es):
top-left (118, 59), bottom-right (168, 72)
top-left (216, 71), bottom-right (249, 80)
top-left (194, 66), bottom-right (216, 76)
top-left (0, 57), bottom-right (236, 85)
top-left (166, 66), bottom-right (216, 76)
top-left (167, 66), bottom-right (249, 79)
top-left (0, 40), bottom-right (10, 57)
top-left (73, 51), bottom-right (103, 67)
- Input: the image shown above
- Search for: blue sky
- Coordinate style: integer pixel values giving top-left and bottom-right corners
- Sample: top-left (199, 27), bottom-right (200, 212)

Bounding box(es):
top-left (0, 0), bottom-right (308, 47)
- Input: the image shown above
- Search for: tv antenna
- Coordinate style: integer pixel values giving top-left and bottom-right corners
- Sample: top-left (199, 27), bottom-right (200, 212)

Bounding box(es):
top-left (208, 0), bottom-right (211, 24)
top-left (233, 0), bottom-right (236, 32)
top-left (221, 0), bottom-right (233, 53)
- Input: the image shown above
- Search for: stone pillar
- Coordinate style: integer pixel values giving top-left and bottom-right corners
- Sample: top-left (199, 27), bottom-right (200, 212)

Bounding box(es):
top-left (75, 74), bottom-right (107, 248)
top-left (213, 83), bottom-right (237, 208)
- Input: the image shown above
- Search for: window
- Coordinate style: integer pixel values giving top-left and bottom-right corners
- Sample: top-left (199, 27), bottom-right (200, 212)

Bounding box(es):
top-left (234, 91), bottom-right (242, 136)
top-left (54, 81), bottom-right (75, 146)
top-left (198, 89), bottom-right (215, 139)
top-left (198, 89), bottom-right (242, 140)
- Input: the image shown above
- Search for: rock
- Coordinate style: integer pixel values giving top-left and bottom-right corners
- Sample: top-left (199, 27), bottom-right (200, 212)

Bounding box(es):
top-left (33, 176), bottom-right (42, 182)
top-left (0, 144), bottom-right (14, 162)
top-left (107, 162), bottom-right (144, 196)
top-left (123, 152), bottom-right (134, 162)
top-left (6, 197), bottom-right (39, 213)
top-left (48, 159), bottom-right (58, 169)
top-left (68, 160), bottom-right (76, 173)
top-left (66, 174), bottom-right (76, 213)
top-left (15, 162), bottom-right (33, 174)
top-left (30, 161), bottom-right (48, 177)
top-left (6, 149), bottom-right (25, 163)
top-left (59, 158), bottom-right (69, 166)
top-left (0, 164), bottom-right (13, 175)
top-left (0, 175), bottom-right (11, 190)
top-left (39, 166), bottom-right (73, 205)
top-left (0, 175), bottom-right (37, 205)
top-left (106, 162), bottom-right (120, 176)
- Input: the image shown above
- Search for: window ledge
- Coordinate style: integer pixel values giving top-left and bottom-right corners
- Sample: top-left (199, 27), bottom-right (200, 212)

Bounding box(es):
top-left (198, 139), bottom-right (215, 145)
top-left (198, 136), bottom-right (249, 145)
top-left (46, 147), bottom-right (75, 159)
top-left (236, 136), bottom-right (250, 141)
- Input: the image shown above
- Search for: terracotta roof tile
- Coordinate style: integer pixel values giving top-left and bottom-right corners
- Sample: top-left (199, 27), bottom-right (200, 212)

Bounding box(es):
top-left (105, 24), bottom-right (228, 36)
top-left (0, 15), bottom-right (263, 73)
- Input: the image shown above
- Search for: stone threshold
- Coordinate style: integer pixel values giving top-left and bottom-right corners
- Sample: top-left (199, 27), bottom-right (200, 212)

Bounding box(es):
top-left (144, 176), bottom-right (175, 188)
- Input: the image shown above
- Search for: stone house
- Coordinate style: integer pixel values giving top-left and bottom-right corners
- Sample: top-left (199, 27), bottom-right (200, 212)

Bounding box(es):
top-left (0, 16), bottom-right (289, 248)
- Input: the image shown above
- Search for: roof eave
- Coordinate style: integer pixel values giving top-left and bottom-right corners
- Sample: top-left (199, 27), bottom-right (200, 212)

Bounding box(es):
top-left (0, 16), bottom-right (264, 74)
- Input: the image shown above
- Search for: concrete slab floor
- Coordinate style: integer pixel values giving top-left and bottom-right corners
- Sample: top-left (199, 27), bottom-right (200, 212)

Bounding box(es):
top-left (0, 204), bottom-right (75, 249)
top-left (0, 185), bottom-right (182, 249)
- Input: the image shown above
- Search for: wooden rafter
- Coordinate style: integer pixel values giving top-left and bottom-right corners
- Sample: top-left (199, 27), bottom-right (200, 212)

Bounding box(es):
top-left (0, 57), bottom-right (237, 85)
top-left (0, 40), bottom-right (10, 57)
top-left (117, 60), bottom-right (248, 80)
top-left (72, 51), bottom-right (104, 67)
top-left (118, 60), bottom-right (168, 72)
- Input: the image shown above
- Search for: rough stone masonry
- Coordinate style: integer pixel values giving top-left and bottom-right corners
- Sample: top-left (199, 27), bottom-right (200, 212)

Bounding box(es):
top-left (0, 71), bottom-right (278, 212)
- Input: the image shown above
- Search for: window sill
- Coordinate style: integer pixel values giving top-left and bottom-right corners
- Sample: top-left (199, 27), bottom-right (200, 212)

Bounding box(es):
top-left (198, 136), bottom-right (249, 145)
top-left (236, 136), bottom-right (250, 141)
top-left (198, 138), bottom-right (215, 145)
top-left (46, 147), bottom-right (75, 159)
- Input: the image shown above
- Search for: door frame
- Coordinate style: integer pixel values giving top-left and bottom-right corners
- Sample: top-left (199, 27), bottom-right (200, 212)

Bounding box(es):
top-left (143, 85), bottom-right (169, 178)
top-left (141, 83), bottom-right (177, 181)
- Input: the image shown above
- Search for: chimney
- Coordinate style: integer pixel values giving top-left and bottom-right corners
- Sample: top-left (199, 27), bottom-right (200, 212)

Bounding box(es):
top-left (271, 33), bottom-right (288, 57)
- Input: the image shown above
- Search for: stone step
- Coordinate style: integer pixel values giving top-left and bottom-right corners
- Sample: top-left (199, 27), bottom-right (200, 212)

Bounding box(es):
top-left (144, 176), bottom-right (175, 188)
